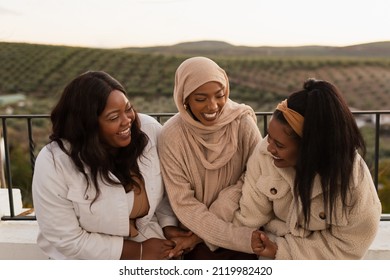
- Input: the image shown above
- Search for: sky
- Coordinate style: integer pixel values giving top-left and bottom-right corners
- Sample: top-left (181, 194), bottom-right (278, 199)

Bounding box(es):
top-left (0, 0), bottom-right (390, 49)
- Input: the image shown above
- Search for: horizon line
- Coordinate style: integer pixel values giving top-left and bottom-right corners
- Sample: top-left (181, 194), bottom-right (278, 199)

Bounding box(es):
top-left (2, 39), bottom-right (390, 50)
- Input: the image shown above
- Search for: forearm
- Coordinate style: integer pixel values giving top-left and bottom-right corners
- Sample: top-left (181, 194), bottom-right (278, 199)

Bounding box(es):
top-left (121, 240), bottom-right (143, 260)
top-left (209, 176), bottom-right (244, 222)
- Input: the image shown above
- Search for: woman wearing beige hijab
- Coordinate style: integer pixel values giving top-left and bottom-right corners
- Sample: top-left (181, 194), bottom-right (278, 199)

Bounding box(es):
top-left (158, 57), bottom-right (262, 259)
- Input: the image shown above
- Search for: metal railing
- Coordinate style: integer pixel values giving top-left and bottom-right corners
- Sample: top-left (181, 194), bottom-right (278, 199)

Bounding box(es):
top-left (1, 111), bottom-right (390, 221)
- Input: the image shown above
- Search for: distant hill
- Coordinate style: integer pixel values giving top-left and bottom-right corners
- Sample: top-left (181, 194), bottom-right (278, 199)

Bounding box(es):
top-left (122, 40), bottom-right (390, 57)
top-left (1, 41), bottom-right (390, 114)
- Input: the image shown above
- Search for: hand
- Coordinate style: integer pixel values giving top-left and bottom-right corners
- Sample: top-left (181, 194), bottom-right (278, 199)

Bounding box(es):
top-left (163, 226), bottom-right (195, 259)
top-left (251, 230), bottom-right (264, 254)
top-left (163, 226), bottom-right (193, 239)
top-left (141, 238), bottom-right (176, 260)
top-left (169, 233), bottom-right (203, 259)
top-left (251, 230), bottom-right (277, 259)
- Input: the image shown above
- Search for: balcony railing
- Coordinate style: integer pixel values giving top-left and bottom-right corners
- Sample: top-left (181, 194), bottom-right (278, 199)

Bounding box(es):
top-left (1, 111), bottom-right (390, 221)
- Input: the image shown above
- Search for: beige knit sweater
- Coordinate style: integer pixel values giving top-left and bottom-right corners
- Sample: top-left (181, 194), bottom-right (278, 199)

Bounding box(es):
top-left (158, 57), bottom-right (262, 253)
top-left (158, 112), bottom-right (261, 253)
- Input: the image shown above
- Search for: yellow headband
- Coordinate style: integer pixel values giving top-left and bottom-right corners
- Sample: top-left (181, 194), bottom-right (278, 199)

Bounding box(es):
top-left (276, 99), bottom-right (304, 137)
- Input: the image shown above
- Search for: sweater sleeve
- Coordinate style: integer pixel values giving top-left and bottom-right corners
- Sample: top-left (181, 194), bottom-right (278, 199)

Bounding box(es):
top-left (208, 114), bottom-right (262, 222)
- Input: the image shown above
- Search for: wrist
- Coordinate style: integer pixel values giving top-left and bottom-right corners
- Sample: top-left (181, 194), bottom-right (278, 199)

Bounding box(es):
top-left (192, 234), bottom-right (203, 245)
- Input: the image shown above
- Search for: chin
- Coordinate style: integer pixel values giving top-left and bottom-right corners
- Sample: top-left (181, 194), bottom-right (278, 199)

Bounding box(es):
top-left (201, 119), bottom-right (217, 126)
top-left (273, 160), bottom-right (287, 168)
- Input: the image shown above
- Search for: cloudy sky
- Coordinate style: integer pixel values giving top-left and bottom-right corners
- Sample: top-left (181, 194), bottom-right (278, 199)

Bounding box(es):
top-left (1, 0), bottom-right (389, 48)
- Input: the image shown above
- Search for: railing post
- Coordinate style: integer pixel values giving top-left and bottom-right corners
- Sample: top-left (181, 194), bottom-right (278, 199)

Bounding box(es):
top-left (27, 118), bottom-right (36, 174)
top-left (1, 117), bottom-right (15, 217)
top-left (374, 113), bottom-right (380, 191)
top-left (263, 114), bottom-right (269, 136)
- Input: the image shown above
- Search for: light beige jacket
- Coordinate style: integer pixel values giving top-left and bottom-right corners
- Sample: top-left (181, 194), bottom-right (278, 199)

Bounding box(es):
top-left (234, 136), bottom-right (382, 259)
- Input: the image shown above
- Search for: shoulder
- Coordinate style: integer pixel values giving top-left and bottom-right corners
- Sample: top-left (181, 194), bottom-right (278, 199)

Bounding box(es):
top-left (138, 113), bottom-right (162, 142)
top-left (35, 141), bottom-right (74, 173)
top-left (248, 138), bottom-right (269, 165)
top-left (238, 111), bottom-right (258, 128)
top-left (351, 153), bottom-right (376, 190)
top-left (159, 114), bottom-right (182, 141)
top-left (237, 111), bottom-right (262, 143)
top-left (139, 113), bottom-right (162, 129)
top-left (36, 142), bottom-right (64, 161)
top-left (157, 114), bottom-right (186, 154)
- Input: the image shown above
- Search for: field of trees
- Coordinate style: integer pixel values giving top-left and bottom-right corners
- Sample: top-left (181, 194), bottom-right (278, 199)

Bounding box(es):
top-left (0, 41), bottom-right (390, 212)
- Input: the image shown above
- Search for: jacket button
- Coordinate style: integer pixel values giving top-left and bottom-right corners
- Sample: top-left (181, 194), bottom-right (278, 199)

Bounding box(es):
top-left (270, 188), bottom-right (277, 195)
top-left (319, 212), bottom-right (326, 220)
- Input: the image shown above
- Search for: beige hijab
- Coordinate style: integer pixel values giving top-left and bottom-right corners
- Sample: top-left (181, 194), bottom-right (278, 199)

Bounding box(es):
top-left (173, 56), bottom-right (257, 170)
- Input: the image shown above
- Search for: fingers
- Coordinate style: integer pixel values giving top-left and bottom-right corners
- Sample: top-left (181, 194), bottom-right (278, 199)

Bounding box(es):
top-left (254, 232), bottom-right (277, 259)
top-left (251, 230), bottom-right (263, 245)
top-left (143, 238), bottom-right (177, 260)
top-left (168, 247), bottom-right (184, 259)
top-left (259, 232), bottom-right (271, 246)
top-left (163, 239), bottom-right (176, 248)
top-left (251, 230), bottom-right (264, 255)
top-left (164, 226), bottom-right (193, 238)
top-left (163, 238), bottom-right (183, 259)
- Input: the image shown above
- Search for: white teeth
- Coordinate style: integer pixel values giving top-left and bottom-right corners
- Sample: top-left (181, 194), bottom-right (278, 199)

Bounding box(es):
top-left (204, 112), bottom-right (217, 119)
top-left (118, 128), bottom-right (130, 135)
top-left (272, 155), bottom-right (281, 160)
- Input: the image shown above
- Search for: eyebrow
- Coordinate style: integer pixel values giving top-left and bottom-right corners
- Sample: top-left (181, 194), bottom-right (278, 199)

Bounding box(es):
top-left (103, 109), bottom-right (119, 118)
top-left (193, 86), bottom-right (225, 96)
top-left (103, 102), bottom-right (131, 118)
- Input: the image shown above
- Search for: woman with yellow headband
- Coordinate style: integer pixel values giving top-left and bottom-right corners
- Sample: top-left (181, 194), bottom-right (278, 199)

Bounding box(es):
top-left (230, 78), bottom-right (381, 259)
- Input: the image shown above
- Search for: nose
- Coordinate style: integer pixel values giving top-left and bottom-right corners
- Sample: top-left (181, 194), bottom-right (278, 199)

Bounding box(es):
top-left (267, 141), bottom-right (276, 154)
top-left (120, 113), bottom-right (132, 126)
top-left (207, 98), bottom-right (218, 111)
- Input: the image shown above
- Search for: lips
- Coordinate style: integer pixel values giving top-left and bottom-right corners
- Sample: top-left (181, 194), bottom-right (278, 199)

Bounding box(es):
top-left (271, 154), bottom-right (282, 160)
top-left (202, 112), bottom-right (218, 120)
top-left (117, 127), bottom-right (130, 136)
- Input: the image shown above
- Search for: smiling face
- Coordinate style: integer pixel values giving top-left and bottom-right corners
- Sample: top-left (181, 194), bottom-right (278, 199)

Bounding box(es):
top-left (267, 117), bottom-right (300, 168)
top-left (186, 81), bottom-right (227, 126)
top-left (98, 89), bottom-right (135, 149)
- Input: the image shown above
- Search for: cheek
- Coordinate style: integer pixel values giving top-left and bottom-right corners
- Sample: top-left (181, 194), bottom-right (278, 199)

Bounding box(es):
top-left (188, 102), bottom-right (202, 114)
top-left (98, 122), bottom-right (116, 138)
top-left (286, 149), bottom-right (299, 163)
top-left (218, 99), bottom-right (227, 108)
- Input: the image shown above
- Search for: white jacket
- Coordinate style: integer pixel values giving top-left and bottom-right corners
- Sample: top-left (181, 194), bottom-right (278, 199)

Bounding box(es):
top-left (32, 114), bottom-right (177, 259)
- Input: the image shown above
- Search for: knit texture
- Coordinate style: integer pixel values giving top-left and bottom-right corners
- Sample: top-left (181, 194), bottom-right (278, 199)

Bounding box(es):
top-left (158, 57), bottom-right (262, 252)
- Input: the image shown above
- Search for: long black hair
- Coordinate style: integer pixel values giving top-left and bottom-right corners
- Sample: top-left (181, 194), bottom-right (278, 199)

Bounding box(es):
top-left (50, 71), bottom-right (148, 199)
top-left (274, 78), bottom-right (366, 225)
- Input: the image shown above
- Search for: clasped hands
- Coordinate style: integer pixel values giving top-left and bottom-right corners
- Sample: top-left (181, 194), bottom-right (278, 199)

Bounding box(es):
top-left (251, 230), bottom-right (278, 259)
top-left (162, 226), bottom-right (202, 259)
